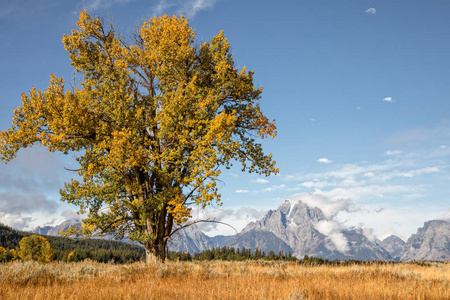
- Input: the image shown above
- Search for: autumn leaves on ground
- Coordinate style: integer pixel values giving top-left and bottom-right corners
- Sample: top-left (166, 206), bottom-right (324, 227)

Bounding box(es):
top-left (0, 259), bottom-right (448, 299)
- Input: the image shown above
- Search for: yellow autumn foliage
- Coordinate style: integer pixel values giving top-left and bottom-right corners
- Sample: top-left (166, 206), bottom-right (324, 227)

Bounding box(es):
top-left (0, 11), bottom-right (277, 262)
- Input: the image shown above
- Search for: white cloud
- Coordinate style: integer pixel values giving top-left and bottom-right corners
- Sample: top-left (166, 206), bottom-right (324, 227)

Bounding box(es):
top-left (283, 150), bottom-right (446, 209)
top-left (435, 208), bottom-right (450, 222)
top-left (365, 8), bottom-right (376, 15)
top-left (284, 193), bottom-right (353, 253)
top-left (189, 207), bottom-right (234, 233)
top-left (363, 172), bottom-right (375, 178)
top-left (235, 189), bottom-right (249, 193)
top-left (287, 193), bottom-right (353, 219)
top-left (153, 0), bottom-right (174, 16)
top-left (383, 97), bottom-right (393, 102)
top-left (264, 184), bottom-right (286, 192)
top-left (340, 177), bottom-right (361, 187)
top-left (314, 220), bottom-right (349, 253)
top-left (404, 194), bottom-right (425, 199)
top-left (284, 163), bottom-right (392, 182)
top-left (335, 205), bottom-right (441, 240)
top-left (383, 124), bottom-right (450, 148)
top-left (308, 163), bottom-right (390, 180)
top-left (317, 158), bottom-right (333, 164)
top-left (189, 206), bottom-right (265, 236)
top-left (362, 227), bottom-right (377, 242)
top-left (315, 184), bottom-right (412, 202)
top-left (61, 209), bottom-right (85, 221)
top-left (283, 193), bottom-right (444, 243)
top-left (81, 0), bottom-right (134, 11)
top-left (399, 166), bottom-right (440, 178)
top-left (153, 0), bottom-right (221, 18)
top-left (386, 150), bottom-right (402, 156)
top-left (300, 181), bottom-right (331, 189)
top-left (0, 212), bottom-right (33, 231)
top-left (253, 178), bottom-right (269, 184)
top-left (0, 192), bottom-right (58, 215)
top-left (235, 207), bottom-right (267, 220)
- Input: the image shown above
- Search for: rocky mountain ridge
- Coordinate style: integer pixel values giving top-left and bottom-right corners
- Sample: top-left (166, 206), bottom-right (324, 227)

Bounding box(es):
top-left (31, 199), bottom-right (450, 261)
top-left (399, 220), bottom-right (450, 261)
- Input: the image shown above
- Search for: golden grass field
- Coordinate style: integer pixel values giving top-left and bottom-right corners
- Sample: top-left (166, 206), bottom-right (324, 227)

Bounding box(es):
top-left (0, 260), bottom-right (448, 299)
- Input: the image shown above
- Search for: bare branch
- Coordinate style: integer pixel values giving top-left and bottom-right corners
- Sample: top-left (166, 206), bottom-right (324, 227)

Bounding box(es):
top-left (169, 219), bottom-right (237, 238)
top-left (64, 167), bottom-right (81, 172)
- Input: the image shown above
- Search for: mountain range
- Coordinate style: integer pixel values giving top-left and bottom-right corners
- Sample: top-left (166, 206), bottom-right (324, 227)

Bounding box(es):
top-left (32, 198), bottom-right (450, 261)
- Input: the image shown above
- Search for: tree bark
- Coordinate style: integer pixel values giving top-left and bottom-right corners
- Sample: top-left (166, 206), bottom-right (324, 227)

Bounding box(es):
top-left (144, 239), bottom-right (167, 263)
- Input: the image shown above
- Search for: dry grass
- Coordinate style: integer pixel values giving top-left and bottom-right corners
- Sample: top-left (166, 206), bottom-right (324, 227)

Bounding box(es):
top-left (0, 260), bottom-right (448, 299)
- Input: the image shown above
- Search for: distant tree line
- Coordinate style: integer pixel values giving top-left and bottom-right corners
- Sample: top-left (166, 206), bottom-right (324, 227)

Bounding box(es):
top-left (167, 246), bottom-right (297, 261)
top-left (0, 223), bottom-right (145, 263)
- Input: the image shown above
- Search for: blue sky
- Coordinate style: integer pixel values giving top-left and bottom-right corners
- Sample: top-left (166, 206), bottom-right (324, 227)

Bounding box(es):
top-left (1, 0), bottom-right (450, 240)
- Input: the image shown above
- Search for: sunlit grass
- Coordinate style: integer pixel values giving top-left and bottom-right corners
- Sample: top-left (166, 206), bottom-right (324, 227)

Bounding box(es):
top-left (0, 260), bottom-right (448, 299)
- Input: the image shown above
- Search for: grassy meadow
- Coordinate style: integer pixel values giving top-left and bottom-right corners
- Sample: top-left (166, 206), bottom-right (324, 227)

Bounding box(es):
top-left (0, 259), bottom-right (448, 299)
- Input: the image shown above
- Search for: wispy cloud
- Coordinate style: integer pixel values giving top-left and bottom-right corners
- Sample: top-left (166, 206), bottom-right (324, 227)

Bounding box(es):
top-left (309, 163), bottom-right (391, 180)
top-left (189, 206), bottom-right (266, 235)
top-left (253, 178), bottom-right (269, 184)
top-left (317, 158), bottom-right (333, 164)
top-left (383, 123), bottom-right (450, 148)
top-left (300, 180), bottom-right (332, 189)
top-left (153, 0), bottom-right (221, 18)
top-left (283, 147), bottom-right (448, 207)
top-left (363, 172), bottom-right (375, 178)
top-left (386, 150), bottom-right (402, 156)
top-left (365, 8), bottom-right (376, 15)
top-left (288, 193), bottom-right (354, 219)
top-left (436, 208), bottom-right (450, 222)
top-left (81, 0), bottom-right (135, 11)
top-left (315, 184), bottom-right (414, 202)
top-left (0, 6), bottom-right (14, 20)
top-left (235, 189), bottom-right (249, 193)
top-left (399, 167), bottom-right (440, 178)
top-left (383, 97), bottom-right (393, 102)
top-left (264, 184), bottom-right (286, 192)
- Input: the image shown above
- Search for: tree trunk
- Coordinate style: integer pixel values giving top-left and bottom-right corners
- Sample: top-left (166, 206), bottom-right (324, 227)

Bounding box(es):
top-left (144, 239), bottom-right (167, 263)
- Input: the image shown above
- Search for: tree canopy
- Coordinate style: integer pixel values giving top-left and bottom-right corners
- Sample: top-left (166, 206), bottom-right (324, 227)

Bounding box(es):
top-left (18, 235), bottom-right (54, 264)
top-left (0, 11), bottom-right (277, 262)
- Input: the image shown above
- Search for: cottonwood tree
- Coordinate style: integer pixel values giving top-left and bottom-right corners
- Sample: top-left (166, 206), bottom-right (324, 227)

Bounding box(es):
top-left (0, 11), bottom-right (277, 262)
top-left (18, 235), bottom-right (54, 264)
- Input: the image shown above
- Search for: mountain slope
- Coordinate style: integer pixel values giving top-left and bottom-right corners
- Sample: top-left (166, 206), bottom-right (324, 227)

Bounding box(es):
top-left (400, 220), bottom-right (450, 261)
top-left (167, 225), bottom-right (217, 253)
top-left (379, 235), bottom-right (405, 261)
top-left (242, 199), bottom-right (327, 256)
top-left (240, 198), bottom-right (391, 261)
top-left (224, 230), bottom-right (293, 254)
top-left (33, 219), bottom-right (82, 236)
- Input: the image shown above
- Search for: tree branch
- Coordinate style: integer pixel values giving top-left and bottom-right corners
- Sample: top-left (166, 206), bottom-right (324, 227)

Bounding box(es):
top-left (168, 218), bottom-right (237, 238)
